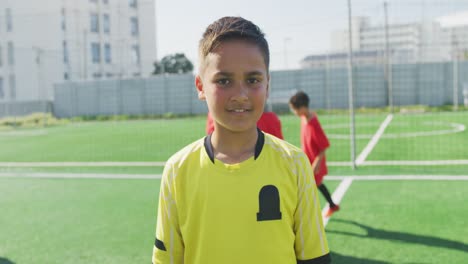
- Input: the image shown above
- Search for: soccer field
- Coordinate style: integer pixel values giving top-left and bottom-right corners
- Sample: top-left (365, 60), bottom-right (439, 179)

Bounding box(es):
top-left (1, 111), bottom-right (468, 263)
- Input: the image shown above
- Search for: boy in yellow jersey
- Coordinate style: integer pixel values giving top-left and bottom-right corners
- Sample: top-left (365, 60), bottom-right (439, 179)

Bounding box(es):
top-left (152, 16), bottom-right (331, 264)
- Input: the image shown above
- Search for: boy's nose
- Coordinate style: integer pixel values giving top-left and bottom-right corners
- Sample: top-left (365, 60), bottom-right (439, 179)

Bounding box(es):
top-left (231, 82), bottom-right (249, 101)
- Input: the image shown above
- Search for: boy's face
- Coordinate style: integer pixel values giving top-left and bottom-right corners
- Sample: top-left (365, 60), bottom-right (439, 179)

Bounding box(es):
top-left (196, 40), bottom-right (269, 134)
top-left (289, 104), bottom-right (307, 117)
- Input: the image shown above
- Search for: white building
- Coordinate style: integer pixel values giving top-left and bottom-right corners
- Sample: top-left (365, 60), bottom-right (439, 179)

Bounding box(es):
top-left (330, 17), bottom-right (421, 63)
top-left (300, 49), bottom-right (416, 69)
top-left (0, 0), bottom-right (156, 102)
top-left (436, 11), bottom-right (468, 61)
top-left (314, 12), bottom-right (468, 68)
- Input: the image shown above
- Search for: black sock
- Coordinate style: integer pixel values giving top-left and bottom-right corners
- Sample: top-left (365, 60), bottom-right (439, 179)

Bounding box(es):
top-left (318, 184), bottom-right (336, 207)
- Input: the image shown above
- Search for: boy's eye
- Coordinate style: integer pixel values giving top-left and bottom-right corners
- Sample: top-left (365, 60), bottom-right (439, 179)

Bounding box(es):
top-left (216, 79), bottom-right (230, 85)
top-left (247, 78), bottom-right (260, 84)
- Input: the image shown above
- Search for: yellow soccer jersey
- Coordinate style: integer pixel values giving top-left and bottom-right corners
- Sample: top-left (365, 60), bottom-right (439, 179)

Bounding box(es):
top-left (152, 131), bottom-right (330, 264)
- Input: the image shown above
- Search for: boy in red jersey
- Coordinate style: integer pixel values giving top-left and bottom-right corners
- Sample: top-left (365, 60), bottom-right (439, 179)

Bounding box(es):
top-left (206, 110), bottom-right (284, 139)
top-left (289, 91), bottom-right (340, 217)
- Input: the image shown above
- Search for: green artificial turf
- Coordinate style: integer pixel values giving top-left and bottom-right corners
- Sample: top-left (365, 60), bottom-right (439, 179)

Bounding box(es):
top-left (327, 180), bottom-right (468, 263)
top-left (0, 178), bottom-right (160, 264)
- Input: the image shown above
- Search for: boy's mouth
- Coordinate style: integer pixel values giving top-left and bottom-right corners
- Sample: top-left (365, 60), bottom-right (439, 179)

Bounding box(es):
top-left (228, 108), bottom-right (251, 113)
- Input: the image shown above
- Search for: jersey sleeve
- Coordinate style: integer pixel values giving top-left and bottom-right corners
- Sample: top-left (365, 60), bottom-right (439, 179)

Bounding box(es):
top-left (293, 152), bottom-right (331, 263)
top-left (257, 112), bottom-right (284, 139)
top-left (311, 117), bottom-right (330, 152)
top-left (152, 162), bottom-right (184, 264)
top-left (270, 113), bottom-right (284, 139)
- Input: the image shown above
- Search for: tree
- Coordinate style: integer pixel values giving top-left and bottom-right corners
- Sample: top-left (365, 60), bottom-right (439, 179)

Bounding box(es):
top-left (153, 53), bottom-right (194, 74)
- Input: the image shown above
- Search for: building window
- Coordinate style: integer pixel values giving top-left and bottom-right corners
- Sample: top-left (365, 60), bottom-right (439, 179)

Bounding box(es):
top-left (103, 0), bottom-right (109, 4)
top-left (0, 78), bottom-right (4, 99)
top-left (130, 17), bottom-right (139, 36)
top-left (92, 72), bottom-right (102, 79)
top-left (64, 73), bottom-right (69, 80)
top-left (131, 45), bottom-right (140, 64)
top-left (104, 43), bottom-right (111, 63)
top-left (63, 41), bottom-right (69, 64)
top-left (7, 42), bottom-right (14, 66)
top-left (129, 0), bottom-right (137, 8)
top-left (9, 75), bottom-right (16, 100)
top-left (61, 8), bottom-right (66, 31)
top-left (91, 43), bottom-right (101, 63)
top-left (0, 45), bottom-right (3, 67)
top-left (6, 8), bottom-right (13, 32)
top-left (103, 14), bottom-right (110, 34)
top-left (90, 13), bottom-right (99, 33)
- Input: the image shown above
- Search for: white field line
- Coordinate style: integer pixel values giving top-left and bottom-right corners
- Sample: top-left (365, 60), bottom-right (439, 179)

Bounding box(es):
top-left (356, 114), bottom-right (394, 165)
top-left (361, 160), bottom-right (468, 166)
top-left (328, 161), bottom-right (353, 166)
top-left (328, 160), bottom-right (468, 166)
top-left (326, 175), bottom-right (468, 180)
top-left (2, 173), bottom-right (467, 180)
top-left (0, 172), bottom-right (161, 179)
top-left (322, 178), bottom-right (354, 226)
top-left (2, 159), bottom-right (468, 167)
top-left (0, 162), bottom-right (166, 167)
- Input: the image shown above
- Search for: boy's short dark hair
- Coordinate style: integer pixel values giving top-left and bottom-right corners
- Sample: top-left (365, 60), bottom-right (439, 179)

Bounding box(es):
top-left (198, 16), bottom-right (270, 73)
top-left (289, 91), bottom-right (309, 109)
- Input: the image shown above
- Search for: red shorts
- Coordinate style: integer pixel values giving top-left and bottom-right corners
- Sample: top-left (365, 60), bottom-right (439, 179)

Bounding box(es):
top-left (314, 173), bottom-right (325, 186)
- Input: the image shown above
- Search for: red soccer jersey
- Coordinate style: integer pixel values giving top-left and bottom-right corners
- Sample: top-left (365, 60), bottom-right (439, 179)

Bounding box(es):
top-left (301, 113), bottom-right (330, 185)
top-left (206, 112), bottom-right (284, 139)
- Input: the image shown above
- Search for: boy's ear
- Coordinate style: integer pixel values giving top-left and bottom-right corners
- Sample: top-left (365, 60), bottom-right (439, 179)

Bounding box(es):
top-left (195, 75), bottom-right (206, 100)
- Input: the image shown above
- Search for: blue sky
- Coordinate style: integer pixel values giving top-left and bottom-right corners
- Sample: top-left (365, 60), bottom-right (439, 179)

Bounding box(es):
top-left (155, 0), bottom-right (468, 71)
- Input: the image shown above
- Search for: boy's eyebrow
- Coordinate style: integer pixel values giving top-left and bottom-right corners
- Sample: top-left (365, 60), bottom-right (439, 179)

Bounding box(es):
top-left (246, 71), bottom-right (265, 76)
top-left (214, 71), bottom-right (234, 77)
top-left (214, 71), bottom-right (265, 77)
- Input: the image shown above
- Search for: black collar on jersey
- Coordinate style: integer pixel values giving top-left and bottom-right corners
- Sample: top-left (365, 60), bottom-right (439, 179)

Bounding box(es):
top-left (204, 128), bottom-right (265, 164)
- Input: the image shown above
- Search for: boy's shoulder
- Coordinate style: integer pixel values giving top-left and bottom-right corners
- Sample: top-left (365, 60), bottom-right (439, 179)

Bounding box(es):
top-left (165, 137), bottom-right (205, 166)
top-left (306, 112), bottom-right (322, 126)
top-left (262, 134), bottom-right (311, 175)
top-left (263, 133), bottom-right (304, 158)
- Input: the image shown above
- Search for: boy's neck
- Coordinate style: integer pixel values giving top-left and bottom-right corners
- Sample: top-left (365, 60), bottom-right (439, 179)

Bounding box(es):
top-left (211, 127), bottom-right (258, 164)
top-left (302, 109), bottom-right (314, 121)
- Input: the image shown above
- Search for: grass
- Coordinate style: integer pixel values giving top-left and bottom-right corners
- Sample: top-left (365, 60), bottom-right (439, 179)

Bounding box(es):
top-left (0, 178), bottom-right (338, 263)
top-left (0, 118), bottom-right (207, 162)
top-left (329, 165), bottom-right (468, 176)
top-left (1, 112), bottom-right (467, 164)
top-left (1, 111), bottom-right (468, 263)
top-left (0, 166), bottom-right (164, 175)
top-left (3, 165), bottom-right (468, 176)
top-left (0, 178), bottom-right (160, 264)
top-left (1, 111), bottom-right (467, 176)
top-left (1, 178), bottom-right (467, 263)
top-left (327, 180), bottom-right (468, 263)
top-left (369, 112), bottom-right (468, 161)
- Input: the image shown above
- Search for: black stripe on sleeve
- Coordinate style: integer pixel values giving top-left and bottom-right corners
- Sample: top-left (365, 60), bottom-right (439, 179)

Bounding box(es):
top-left (297, 253), bottom-right (331, 264)
top-left (155, 238), bottom-right (166, 251)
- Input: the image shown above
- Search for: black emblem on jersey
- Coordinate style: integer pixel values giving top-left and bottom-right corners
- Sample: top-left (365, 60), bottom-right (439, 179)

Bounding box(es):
top-left (155, 237), bottom-right (166, 251)
top-left (257, 185), bottom-right (282, 221)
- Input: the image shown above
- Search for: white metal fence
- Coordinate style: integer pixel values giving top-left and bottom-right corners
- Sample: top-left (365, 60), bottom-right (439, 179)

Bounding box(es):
top-left (49, 61), bottom-right (468, 118)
